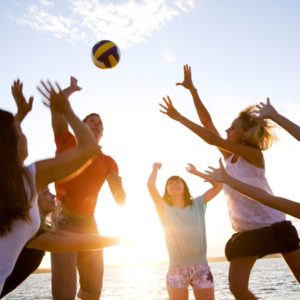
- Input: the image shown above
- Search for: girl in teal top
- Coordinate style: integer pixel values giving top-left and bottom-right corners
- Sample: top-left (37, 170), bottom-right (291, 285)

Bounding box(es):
top-left (147, 163), bottom-right (222, 300)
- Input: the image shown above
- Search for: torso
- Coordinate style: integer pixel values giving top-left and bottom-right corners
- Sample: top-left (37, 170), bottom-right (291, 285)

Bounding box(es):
top-left (224, 155), bottom-right (285, 232)
top-left (0, 164), bottom-right (40, 293)
top-left (161, 196), bottom-right (208, 267)
top-left (55, 131), bottom-right (118, 216)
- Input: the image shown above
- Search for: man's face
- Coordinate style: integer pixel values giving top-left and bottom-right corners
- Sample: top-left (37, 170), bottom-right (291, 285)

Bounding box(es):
top-left (84, 115), bottom-right (103, 142)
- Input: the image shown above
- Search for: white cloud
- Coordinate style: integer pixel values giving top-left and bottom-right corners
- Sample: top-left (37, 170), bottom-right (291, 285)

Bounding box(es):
top-left (11, 0), bottom-right (197, 47)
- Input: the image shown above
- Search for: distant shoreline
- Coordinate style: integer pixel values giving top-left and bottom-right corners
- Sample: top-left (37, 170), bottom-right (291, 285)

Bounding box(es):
top-left (34, 254), bottom-right (281, 274)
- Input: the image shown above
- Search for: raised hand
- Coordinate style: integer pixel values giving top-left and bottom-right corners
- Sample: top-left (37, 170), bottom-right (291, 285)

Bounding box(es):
top-left (37, 81), bottom-right (71, 115)
top-left (186, 163), bottom-right (198, 175)
top-left (69, 76), bottom-right (82, 93)
top-left (204, 158), bottom-right (227, 183)
top-left (11, 79), bottom-right (34, 122)
top-left (254, 97), bottom-right (277, 120)
top-left (153, 162), bottom-right (162, 171)
top-left (159, 96), bottom-right (182, 121)
top-left (186, 163), bottom-right (210, 181)
top-left (176, 64), bottom-right (195, 90)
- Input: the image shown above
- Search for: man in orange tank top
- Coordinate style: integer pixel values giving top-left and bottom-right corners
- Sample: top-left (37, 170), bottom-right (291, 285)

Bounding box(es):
top-left (50, 77), bottom-right (126, 300)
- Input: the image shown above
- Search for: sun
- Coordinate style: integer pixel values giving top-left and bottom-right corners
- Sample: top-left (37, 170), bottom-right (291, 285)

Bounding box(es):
top-left (95, 192), bottom-right (168, 266)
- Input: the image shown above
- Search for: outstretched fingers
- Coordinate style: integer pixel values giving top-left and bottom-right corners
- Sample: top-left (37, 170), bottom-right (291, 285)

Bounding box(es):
top-left (159, 96), bottom-right (173, 113)
top-left (204, 158), bottom-right (225, 182)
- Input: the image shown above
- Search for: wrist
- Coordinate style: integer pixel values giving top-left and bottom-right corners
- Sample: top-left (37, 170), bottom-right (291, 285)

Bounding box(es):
top-left (14, 113), bottom-right (24, 124)
top-left (63, 106), bottom-right (74, 119)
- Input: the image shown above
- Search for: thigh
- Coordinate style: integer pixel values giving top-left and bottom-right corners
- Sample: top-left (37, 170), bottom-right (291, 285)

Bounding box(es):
top-left (77, 250), bottom-right (104, 295)
top-left (193, 287), bottom-right (215, 300)
top-left (167, 287), bottom-right (189, 300)
top-left (166, 266), bottom-right (189, 289)
top-left (51, 252), bottom-right (77, 300)
top-left (190, 263), bottom-right (214, 289)
top-left (229, 256), bottom-right (257, 287)
top-left (190, 264), bottom-right (214, 299)
top-left (282, 249), bottom-right (300, 283)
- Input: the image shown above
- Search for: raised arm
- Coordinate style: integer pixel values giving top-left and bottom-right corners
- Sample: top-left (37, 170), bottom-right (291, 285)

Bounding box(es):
top-left (159, 96), bottom-right (263, 166)
top-left (186, 163), bottom-right (223, 203)
top-left (176, 64), bottom-right (219, 135)
top-left (255, 98), bottom-right (300, 141)
top-left (51, 76), bottom-right (82, 135)
top-left (11, 79), bottom-right (34, 124)
top-left (205, 158), bottom-right (300, 219)
top-left (35, 81), bottom-right (98, 191)
top-left (107, 172), bottom-right (126, 205)
top-left (147, 163), bottom-right (164, 218)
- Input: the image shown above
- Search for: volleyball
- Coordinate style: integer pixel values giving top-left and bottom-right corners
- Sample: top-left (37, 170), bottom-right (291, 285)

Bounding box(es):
top-left (91, 40), bottom-right (121, 69)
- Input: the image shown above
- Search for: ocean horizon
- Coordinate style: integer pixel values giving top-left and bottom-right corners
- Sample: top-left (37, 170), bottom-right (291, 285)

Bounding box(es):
top-left (4, 257), bottom-right (300, 299)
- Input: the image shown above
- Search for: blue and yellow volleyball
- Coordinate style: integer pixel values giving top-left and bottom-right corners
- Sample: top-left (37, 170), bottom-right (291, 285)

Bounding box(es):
top-left (91, 40), bottom-right (121, 69)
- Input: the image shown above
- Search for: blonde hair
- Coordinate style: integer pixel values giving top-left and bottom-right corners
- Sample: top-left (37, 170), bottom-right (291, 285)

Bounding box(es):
top-left (239, 106), bottom-right (276, 150)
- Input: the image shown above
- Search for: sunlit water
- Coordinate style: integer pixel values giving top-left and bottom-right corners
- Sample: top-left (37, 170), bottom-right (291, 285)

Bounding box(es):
top-left (4, 258), bottom-right (300, 299)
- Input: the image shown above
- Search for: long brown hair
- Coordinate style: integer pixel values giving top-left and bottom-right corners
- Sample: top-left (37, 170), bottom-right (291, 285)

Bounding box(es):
top-left (162, 176), bottom-right (193, 207)
top-left (0, 110), bottom-right (32, 236)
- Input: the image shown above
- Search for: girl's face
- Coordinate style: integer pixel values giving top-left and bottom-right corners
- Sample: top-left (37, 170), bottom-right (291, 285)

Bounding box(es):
top-left (166, 177), bottom-right (185, 196)
top-left (225, 117), bottom-right (245, 144)
top-left (15, 122), bottom-right (28, 163)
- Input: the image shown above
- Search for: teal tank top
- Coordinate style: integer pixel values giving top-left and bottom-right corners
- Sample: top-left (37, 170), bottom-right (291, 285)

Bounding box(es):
top-left (162, 196), bottom-right (208, 267)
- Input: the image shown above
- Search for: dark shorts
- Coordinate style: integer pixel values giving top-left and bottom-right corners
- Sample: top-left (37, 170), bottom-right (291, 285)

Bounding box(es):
top-left (225, 221), bottom-right (300, 261)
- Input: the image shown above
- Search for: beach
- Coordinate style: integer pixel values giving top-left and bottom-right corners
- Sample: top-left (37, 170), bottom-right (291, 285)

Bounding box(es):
top-left (4, 257), bottom-right (300, 299)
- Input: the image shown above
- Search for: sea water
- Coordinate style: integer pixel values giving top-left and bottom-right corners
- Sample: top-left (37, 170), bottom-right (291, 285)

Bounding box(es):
top-left (4, 258), bottom-right (300, 299)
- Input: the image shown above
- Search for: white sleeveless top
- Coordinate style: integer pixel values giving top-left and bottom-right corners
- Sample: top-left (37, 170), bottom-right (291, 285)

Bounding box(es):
top-left (223, 155), bottom-right (285, 232)
top-left (0, 164), bottom-right (40, 294)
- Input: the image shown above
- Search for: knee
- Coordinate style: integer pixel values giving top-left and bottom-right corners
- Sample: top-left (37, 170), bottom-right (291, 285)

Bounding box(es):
top-left (52, 279), bottom-right (77, 300)
top-left (77, 288), bottom-right (101, 300)
top-left (52, 291), bottom-right (76, 300)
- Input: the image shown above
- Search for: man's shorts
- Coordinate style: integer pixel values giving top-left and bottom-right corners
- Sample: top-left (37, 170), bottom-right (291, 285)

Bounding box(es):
top-left (166, 263), bottom-right (214, 289)
top-left (225, 220), bottom-right (300, 261)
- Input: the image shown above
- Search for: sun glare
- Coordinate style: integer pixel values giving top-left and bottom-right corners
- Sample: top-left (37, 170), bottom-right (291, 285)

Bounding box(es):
top-left (95, 193), bottom-right (168, 266)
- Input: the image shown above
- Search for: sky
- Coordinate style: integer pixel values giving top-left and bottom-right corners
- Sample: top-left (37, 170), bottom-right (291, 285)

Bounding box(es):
top-left (1, 0), bottom-right (300, 268)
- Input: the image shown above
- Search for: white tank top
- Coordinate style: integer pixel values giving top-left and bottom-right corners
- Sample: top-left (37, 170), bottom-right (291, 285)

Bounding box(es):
top-left (0, 164), bottom-right (40, 294)
top-left (223, 155), bottom-right (285, 232)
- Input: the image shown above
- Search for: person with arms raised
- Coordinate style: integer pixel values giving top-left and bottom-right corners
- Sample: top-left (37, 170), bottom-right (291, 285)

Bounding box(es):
top-left (50, 77), bottom-right (126, 300)
top-left (159, 65), bottom-right (300, 299)
top-left (147, 162), bottom-right (222, 300)
top-left (0, 79), bottom-right (99, 295)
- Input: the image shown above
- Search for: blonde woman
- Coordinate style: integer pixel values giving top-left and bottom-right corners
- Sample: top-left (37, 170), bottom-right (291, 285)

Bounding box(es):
top-left (159, 65), bottom-right (300, 299)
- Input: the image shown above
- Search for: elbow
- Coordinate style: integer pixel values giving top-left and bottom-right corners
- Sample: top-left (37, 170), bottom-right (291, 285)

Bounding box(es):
top-left (147, 181), bottom-right (155, 191)
top-left (202, 118), bottom-right (213, 128)
top-left (115, 190), bottom-right (126, 206)
top-left (205, 135), bottom-right (217, 145)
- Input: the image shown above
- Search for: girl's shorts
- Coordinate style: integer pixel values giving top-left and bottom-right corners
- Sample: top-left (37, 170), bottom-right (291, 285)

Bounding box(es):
top-left (225, 220), bottom-right (300, 261)
top-left (166, 263), bottom-right (214, 289)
